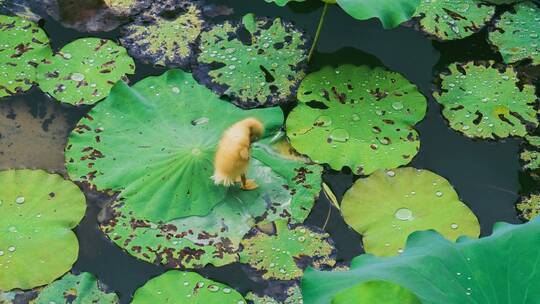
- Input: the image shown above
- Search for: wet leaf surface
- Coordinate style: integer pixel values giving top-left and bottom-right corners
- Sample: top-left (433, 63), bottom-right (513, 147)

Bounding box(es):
top-left (131, 271), bottom-right (246, 304)
top-left (35, 272), bottom-right (119, 304)
top-left (120, 0), bottom-right (204, 68)
top-left (332, 281), bottom-right (421, 304)
top-left (195, 14), bottom-right (309, 108)
top-left (435, 62), bottom-right (538, 139)
top-left (341, 167), bottom-right (480, 256)
top-left (0, 169), bottom-right (86, 290)
top-left (0, 15), bottom-right (52, 97)
top-left (302, 219), bottom-right (540, 304)
top-left (488, 2), bottom-right (540, 65)
top-left (413, 0), bottom-right (495, 41)
top-left (239, 220), bottom-right (335, 281)
top-left (287, 65), bottom-right (427, 175)
top-left (37, 38), bottom-right (135, 105)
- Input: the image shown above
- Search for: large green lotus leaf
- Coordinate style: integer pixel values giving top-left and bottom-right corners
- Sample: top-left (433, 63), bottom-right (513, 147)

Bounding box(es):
top-left (0, 15), bottom-right (52, 98)
top-left (99, 137), bottom-right (322, 268)
top-left (342, 168), bottom-right (480, 256)
top-left (413, 0), bottom-right (495, 41)
top-left (120, 0), bottom-right (204, 68)
top-left (131, 271), bottom-right (246, 304)
top-left (245, 284), bottom-right (302, 304)
top-left (103, 0), bottom-right (151, 16)
top-left (434, 62), bottom-right (538, 139)
top-left (287, 65), bottom-right (427, 175)
top-left (332, 281), bottom-right (421, 304)
top-left (239, 220), bottom-right (336, 281)
top-left (35, 272), bottom-right (118, 304)
top-left (195, 15), bottom-right (309, 108)
top-left (517, 193), bottom-right (540, 221)
top-left (302, 218), bottom-right (540, 304)
top-left (335, 0), bottom-right (420, 29)
top-left (0, 169), bottom-right (86, 291)
top-left (37, 38), bottom-right (135, 105)
top-left (488, 2), bottom-right (540, 65)
top-left (65, 69), bottom-right (311, 223)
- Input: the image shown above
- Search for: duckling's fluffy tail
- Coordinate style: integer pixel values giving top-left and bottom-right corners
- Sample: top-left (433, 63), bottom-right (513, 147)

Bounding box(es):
top-left (210, 172), bottom-right (236, 186)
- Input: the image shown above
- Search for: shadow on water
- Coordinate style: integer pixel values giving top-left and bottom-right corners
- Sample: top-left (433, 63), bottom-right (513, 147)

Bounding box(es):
top-left (0, 0), bottom-right (534, 302)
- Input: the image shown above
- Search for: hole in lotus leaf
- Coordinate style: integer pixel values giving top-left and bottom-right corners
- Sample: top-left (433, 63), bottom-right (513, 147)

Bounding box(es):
top-left (302, 219), bottom-right (540, 304)
top-left (239, 220), bottom-right (336, 281)
top-left (131, 271), bottom-right (246, 304)
top-left (411, 0), bottom-right (495, 41)
top-left (287, 65), bottom-right (427, 175)
top-left (194, 14), bottom-right (310, 108)
top-left (34, 272), bottom-right (119, 303)
top-left (120, 0), bottom-right (205, 68)
top-left (488, 2), bottom-right (540, 65)
top-left (65, 70), bottom-right (322, 268)
top-left (341, 167), bottom-right (480, 256)
top-left (0, 169), bottom-right (86, 290)
top-left (434, 61), bottom-right (538, 139)
top-left (0, 15), bottom-right (52, 98)
top-left (37, 38), bottom-right (135, 106)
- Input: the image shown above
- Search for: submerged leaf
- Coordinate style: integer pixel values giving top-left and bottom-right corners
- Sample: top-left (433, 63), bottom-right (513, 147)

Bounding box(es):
top-left (302, 219), bottom-right (540, 304)
top-left (195, 15), bottom-right (309, 108)
top-left (341, 168), bottom-right (479, 256)
top-left (488, 2), bottom-right (540, 65)
top-left (120, 0), bottom-right (205, 68)
top-left (37, 38), bottom-right (135, 105)
top-left (287, 65), bottom-right (427, 175)
top-left (35, 272), bottom-right (118, 304)
top-left (131, 271), bottom-right (246, 304)
top-left (434, 62), bottom-right (538, 139)
top-left (0, 15), bottom-right (52, 97)
top-left (0, 169), bottom-right (86, 290)
top-left (413, 0), bottom-right (495, 41)
top-left (239, 220), bottom-right (336, 281)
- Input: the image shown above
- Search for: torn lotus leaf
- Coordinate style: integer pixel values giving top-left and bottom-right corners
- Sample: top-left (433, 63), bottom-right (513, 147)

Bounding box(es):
top-left (0, 169), bottom-right (86, 290)
top-left (131, 271), bottom-right (246, 304)
top-left (287, 65), bottom-right (427, 175)
top-left (37, 38), bottom-right (135, 105)
top-left (120, 0), bottom-right (204, 68)
top-left (413, 0), bottom-right (495, 41)
top-left (239, 220), bottom-right (336, 281)
top-left (35, 272), bottom-right (119, 304)
top-left (341, 167), bottom-right (480, 256)
top-left (0, 15), bottom-right (52, 98)
top-left (488, 2), bottom-right (540, 65)
top-left (434, 62), bottom-right (538, 139)
top-left (195, 14), bottom-right (309, 108)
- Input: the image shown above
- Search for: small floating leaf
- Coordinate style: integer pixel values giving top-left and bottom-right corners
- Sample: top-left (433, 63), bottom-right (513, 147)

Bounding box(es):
top-left (35, 272), bottom-right (119, 304)
top-left (0, 15), bottom-right (52, 98)
top-left (341, 167), bottom-right (479, 256)
top-left (302, 219), bottom-right (540, 304)
top-left (195, 15), bottom-right (309, 108)
top-left (120, 0), bottom-right (204, 68)
top-left (287, 65), bottom-right (427, 175)
top-left (103, 0), bottom-right (151, 16)
top-left (37, 38), bottom-right (135, 105)
top-left (0, 169), bottom-right (86, 290)
top-left (239, 220), bottom-right (335, 281)
top-left (131, 271), bottom-right (246, 304)
top-left (413, 0), bottom-right (495, 40)
top-left (517, 193), bottom-right (540, 221)
top-left (488, 2), bottom-right (540, 65)
top-left (434, 62), bottom-right (538, 139)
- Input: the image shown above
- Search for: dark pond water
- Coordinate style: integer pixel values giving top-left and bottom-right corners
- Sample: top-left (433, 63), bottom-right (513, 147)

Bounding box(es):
top-left (1, 0), bottom-right (537, 302)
